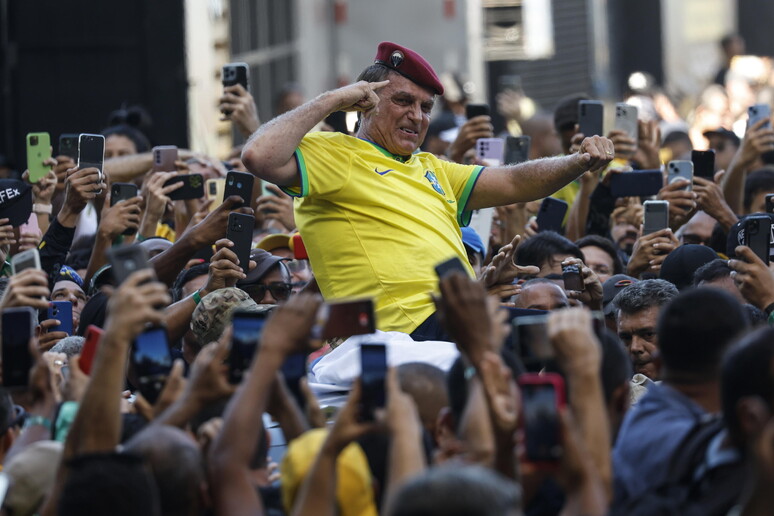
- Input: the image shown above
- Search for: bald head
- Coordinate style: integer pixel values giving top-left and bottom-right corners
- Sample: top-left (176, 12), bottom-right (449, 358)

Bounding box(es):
top-left (397, 362), bottom-right (449, 436)
top-left (514, 279), bottom-right (569, 311)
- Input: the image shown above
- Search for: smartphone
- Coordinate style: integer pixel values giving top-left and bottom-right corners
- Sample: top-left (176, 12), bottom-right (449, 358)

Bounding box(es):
top-left (666, 160), bottom-right (694, 191)
top-left (360, 343), bottom-right (387, 421)
top-left (748, 104), bottom-right (771, 130)
top-left (1, 307), bottom-right (35, 387)
top-left (578, 100), bottom-right (604, 137)
top-left (58, 133), bottom-right (79, 160)
top-left (743, 214), bottom-right (771, 266)
top-left (504, 135), bottom-right (531, 164)
top-left (536, 197), bottom-right (568, 233)
top-left (222, 63), bottom-right (250, 115)
top-left (691, 150), bottom-right (716, 180)
top-left (10, 248), bottom-right (40, 275)
top-left (613, 103), bottom-right (638, 141)
top-left (465, 103), bottom-right (490, 120)
top-left (131, 326), bottom-right (172, 404)
top-left (227, 212), bottom-right (255, 274)
top-left (519, 372), bottom-right (566, 465)
top-left (47, 301), bottom-right (73, 336)
top-left (609, 170), bottom-right (664, 198)
top-left (152, 145), bottom-right (178, 173)
top-left (110, 183), bottom-right (141, 236)
top-left (79, 325), bottom-right (104, 375)
top-left (26, 132), bottom-right (51, 183)
top-left (643, 200), bottom-right (669, 236)
top-left (77, 133), bottom-right (105, 172)
top-left (281, 353), bottom-right (307, 411)
top-left (292, 233), bottom-right (308, 260)
top-left (162, 174), bottom-right (205, 201)
top-left (223, 171), bottom-right (255, 208)
top-left (229, 311), bottom-right (267, 384)
top-left (513, 314), bottom-right (553, 364)
top-left (320, 299), bottom-right (376, 339)
top-left (766, 194), bottom-right (774, 214)
top-left (206, 178), bottom-right (225, 212)
top-left (475, 138), bottom-right (505, 166)
top-left (107, 243), bottom-right (151, 285)
top-left (434, 256), bottom-right (468, 279)
top-left (562, 264), bottom-right (584, 292)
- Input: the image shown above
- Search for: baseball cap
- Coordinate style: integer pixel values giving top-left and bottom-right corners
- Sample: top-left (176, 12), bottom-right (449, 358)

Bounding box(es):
top-left (374, 42), bottom-right (443, 95)
top-left (237, 248), bottom-right (289, 286)
top-left (257, 233), bottom-right (291, 253)
top-left (4, 440), bottom-right (63, 516)
top-left (461, 226), bottom-right (485, 257)
top-left (703, 127), bottom-right (741, 148)
top-left (0, 179), bottom-right (32, 227)
top-left (659, 244), bottom-right (718, 291)
top-left (602, 274), bottom-right (638, 315)
top-left (190, 287), bottom-right (263, 344)
top-left (281, 428), bottom-right (377, 516)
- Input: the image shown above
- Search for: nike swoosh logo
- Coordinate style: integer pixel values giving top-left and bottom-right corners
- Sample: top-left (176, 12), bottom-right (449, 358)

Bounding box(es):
top-left (374, 168), bottom-right (393, 176)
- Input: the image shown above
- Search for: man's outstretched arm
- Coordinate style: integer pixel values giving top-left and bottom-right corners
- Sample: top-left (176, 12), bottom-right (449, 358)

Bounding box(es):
top-left (467, 135), bottom-right (614, 209)
top-left (241, 80), bottom-right (388, 186)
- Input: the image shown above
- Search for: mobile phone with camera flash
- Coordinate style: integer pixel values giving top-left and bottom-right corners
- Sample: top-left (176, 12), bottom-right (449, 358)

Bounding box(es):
top-left (11, 248), bottom-right (40, 275)
top-left (743, 214), bottom-right (771, 266)
top-left (107, 243), bottom-right (151, 285)
top-left (614, 103), bottom-right (638, 141)
top-left (26, 132), bottom-right (51, 183)
top-left (206, 178), bottom-right (225, 212)
top-left (223, 171), bottom-right (255, 209)
top-left (519, 372), bottom-right (566, 467)
top-left (152, 145), bottom-right (178, 173)
top-left (227, 212), bottom-right (254, 274)
top-left (667, 160), bottom-right (693, 192)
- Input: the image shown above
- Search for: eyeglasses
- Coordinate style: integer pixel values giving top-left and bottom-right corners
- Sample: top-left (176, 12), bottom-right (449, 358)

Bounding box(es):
top-left (242, 282), bottom-right (292, 302)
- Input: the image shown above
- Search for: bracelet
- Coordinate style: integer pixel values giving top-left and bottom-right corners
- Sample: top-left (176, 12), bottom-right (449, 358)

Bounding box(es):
top-left (23, 415), bottom-right (52, 431)
top-left (192, 289), bottom-right (203, 305)
top-left (32, 203), bottom-right (52, 214)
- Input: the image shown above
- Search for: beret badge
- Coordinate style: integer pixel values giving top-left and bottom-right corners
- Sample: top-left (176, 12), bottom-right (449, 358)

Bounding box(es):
top-left (390, 50), bottom-right (404, 68)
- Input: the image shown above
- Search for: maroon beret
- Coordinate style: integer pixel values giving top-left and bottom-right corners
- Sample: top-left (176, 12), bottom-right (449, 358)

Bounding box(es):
top-left (374, 41), bottom-right (444, 95)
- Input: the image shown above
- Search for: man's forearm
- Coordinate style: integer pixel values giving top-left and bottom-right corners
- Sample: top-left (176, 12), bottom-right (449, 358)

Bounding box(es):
top-left (242, 91), bottom-right (341, 184)
top-left (103, 153), bottom-right (154, 183)
top-left (469, 155), bottom-right (585, 210)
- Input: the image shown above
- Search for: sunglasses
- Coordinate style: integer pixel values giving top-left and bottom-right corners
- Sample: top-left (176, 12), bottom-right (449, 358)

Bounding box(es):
top-left (242, 282), bottom-right (292, 301)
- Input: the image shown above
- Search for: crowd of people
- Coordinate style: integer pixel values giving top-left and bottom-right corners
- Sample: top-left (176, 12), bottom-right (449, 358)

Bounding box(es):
top-left (0, 33), bottom-right (772, 516)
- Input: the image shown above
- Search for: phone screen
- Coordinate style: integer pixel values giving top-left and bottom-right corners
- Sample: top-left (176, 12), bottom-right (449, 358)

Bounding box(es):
top-left (1, 309), bottom-right (34, 387)
top-left (229, 314), bottom-right (266, 384)
top-left (513, 316), bottom-right (554, 366)
top-left (360, 344), bottom-right (387, 420)
top-left (521, 382), bottom-right (562, 462)
top-left (133, 328), bottom-right (172, 377)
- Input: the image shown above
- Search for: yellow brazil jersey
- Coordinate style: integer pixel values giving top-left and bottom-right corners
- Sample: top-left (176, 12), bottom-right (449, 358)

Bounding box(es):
top-left (282, 131), bottom-right (483, 334)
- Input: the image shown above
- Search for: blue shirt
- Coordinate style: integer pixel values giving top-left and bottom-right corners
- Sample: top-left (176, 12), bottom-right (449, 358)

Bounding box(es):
top-left (612, 382), bottom-right (708, 507)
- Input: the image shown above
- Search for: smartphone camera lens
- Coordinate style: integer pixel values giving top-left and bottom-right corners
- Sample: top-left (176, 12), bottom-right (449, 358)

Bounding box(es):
top-left (125, 259), bottom-right (136, 271)
top-left (236, 182), bottom-right (242, 188)
top-left (30, 136), bottom-right (38, 146)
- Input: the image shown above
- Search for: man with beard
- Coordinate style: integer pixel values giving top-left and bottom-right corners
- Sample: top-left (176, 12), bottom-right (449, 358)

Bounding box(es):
top-left (611, 279), bottom-right (677, 379)
top-left (609, 202), bottom-right (642, 263)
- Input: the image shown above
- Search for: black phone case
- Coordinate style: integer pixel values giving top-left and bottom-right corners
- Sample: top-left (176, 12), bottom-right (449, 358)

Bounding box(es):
top-left (691, 150), bottom-right (716, 180)
top-left (107, 244), bottom-right (150, 285)
top-left (434, 256), bottom-right (468, 279)
top-left (766, 195), bottom-right (774, 214)
top-left (227, 212), bottom-right (255, 274)
top-left (609, 170), bottom-right (664, 198)
top-left (465, 103), bottom-right (489, 119)
top-left (744, 215), bottom-right (771, 266)
top-left (163, 174), bottom-right (205, 201)
top-left (504, 135), bottom-right (531, 164)
top-left (536, 198), bottom-right (568, 233)
top-left (58, 134), bottom-right (79, 159)
top-left (578, 101), bottom-right (604, 137)
top-left (1, 308), bottom-right (34, 387)
top-left (223, 171), bottom-right (255, 208)
top-left (111, 183), bottom-right (140, 236)
top-left (222, 64), bottom-right (249, 89)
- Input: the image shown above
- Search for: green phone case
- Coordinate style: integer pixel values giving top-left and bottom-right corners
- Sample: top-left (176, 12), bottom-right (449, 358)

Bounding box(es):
top-left (26, 132), bottom-right (51, 183)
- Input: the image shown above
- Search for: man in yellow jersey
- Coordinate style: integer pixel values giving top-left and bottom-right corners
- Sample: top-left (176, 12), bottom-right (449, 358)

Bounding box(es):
top-left (242, 42), bottom-right (614, 339)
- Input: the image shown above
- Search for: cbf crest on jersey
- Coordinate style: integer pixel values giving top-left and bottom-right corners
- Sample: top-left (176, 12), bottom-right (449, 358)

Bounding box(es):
top-left (424, 171), bottom-right (445, 196)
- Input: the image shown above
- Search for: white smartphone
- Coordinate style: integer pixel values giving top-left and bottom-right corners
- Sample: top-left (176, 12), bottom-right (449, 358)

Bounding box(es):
top-left (475, 138), bottom-right (505, 167)
top-left (748, 104), bottom-right (771, 130)
top-left (614, 103), bottom-right (639, 141)
top-left (11, 248), bottom-right (41, 275)
top-left (666, 160), bottom-right (694, 192)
